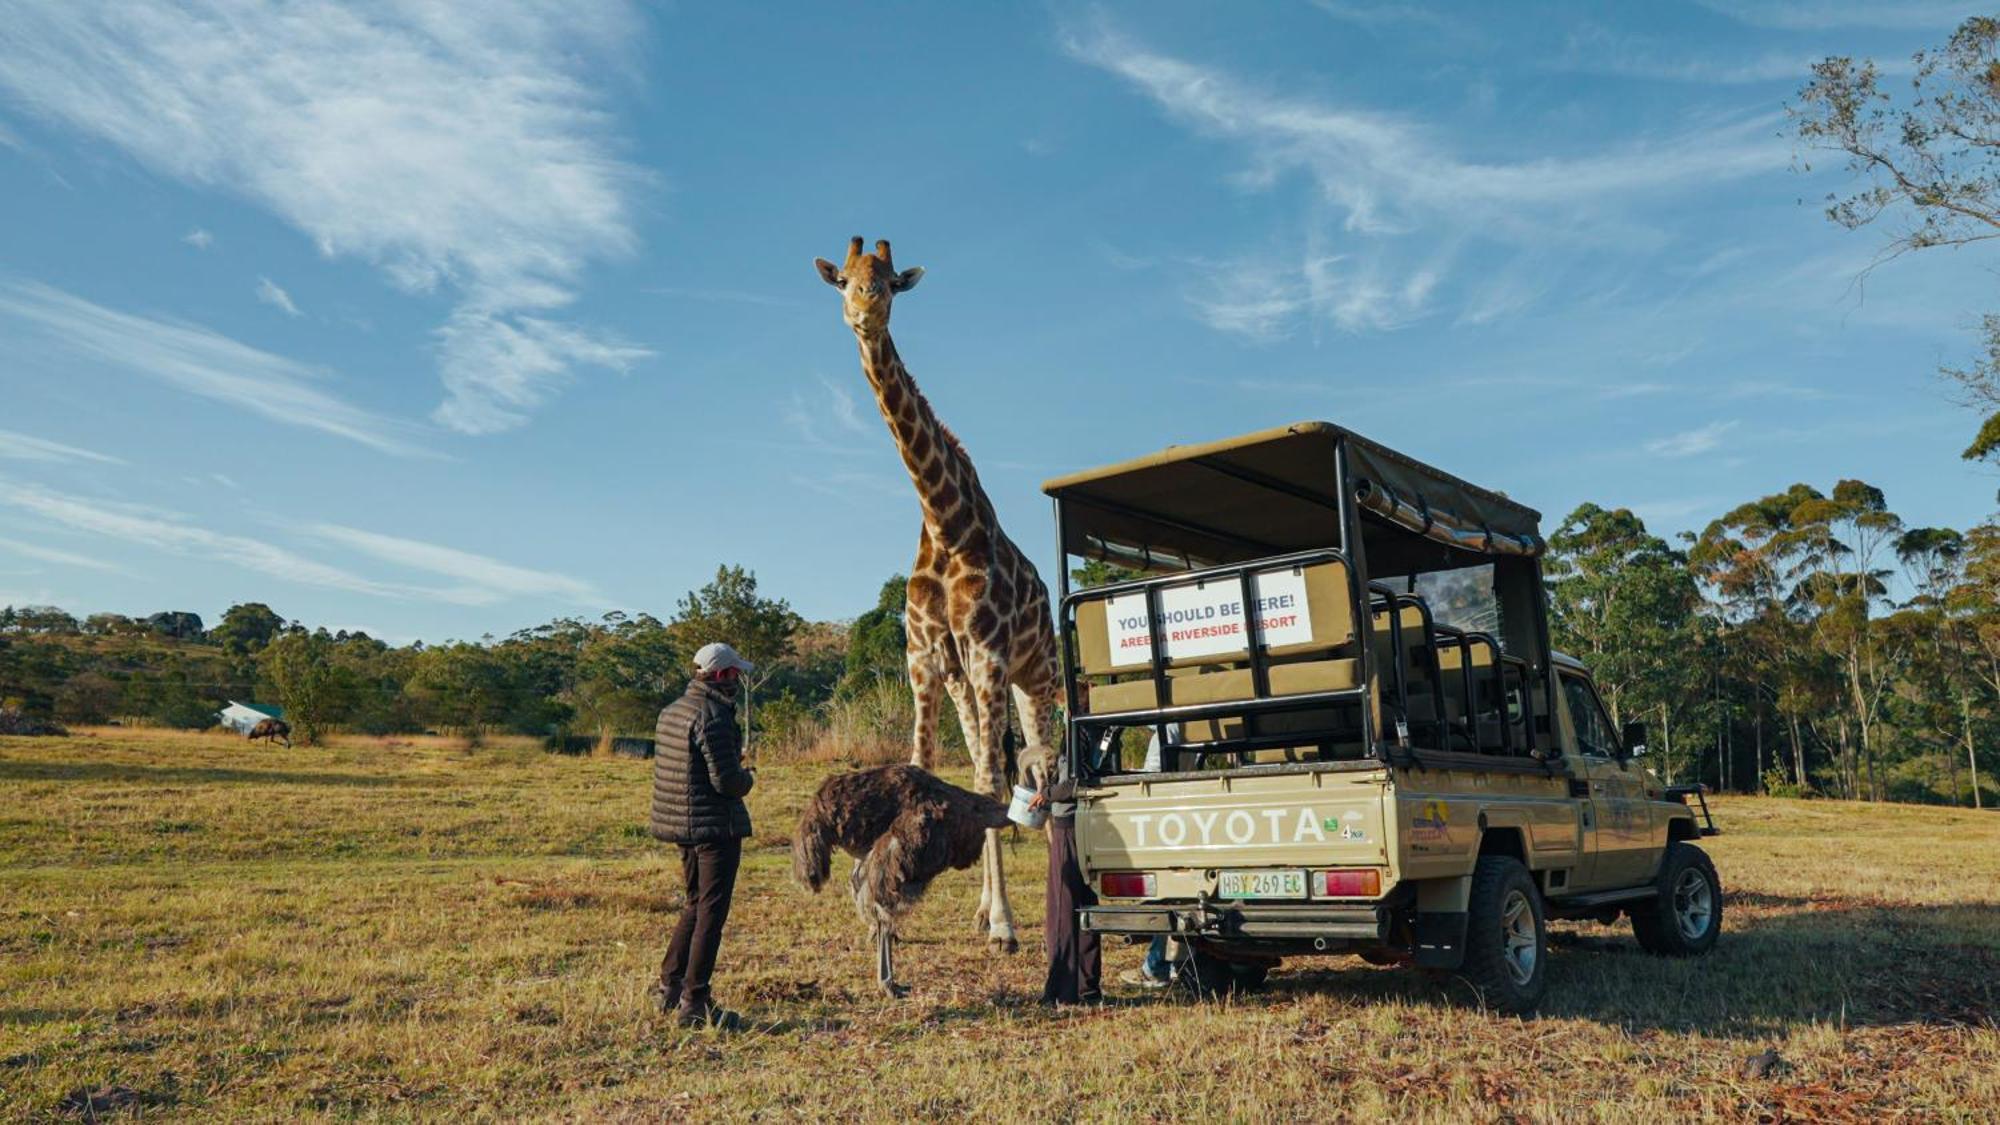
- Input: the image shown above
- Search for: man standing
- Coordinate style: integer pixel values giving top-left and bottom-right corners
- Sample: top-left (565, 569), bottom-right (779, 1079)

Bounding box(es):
top-left (650, 641), bottom-right (757, 1030)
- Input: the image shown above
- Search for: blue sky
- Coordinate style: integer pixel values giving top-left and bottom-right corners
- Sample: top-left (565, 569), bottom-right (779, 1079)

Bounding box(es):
top-left (1, 1), bottom-right (1994, 642)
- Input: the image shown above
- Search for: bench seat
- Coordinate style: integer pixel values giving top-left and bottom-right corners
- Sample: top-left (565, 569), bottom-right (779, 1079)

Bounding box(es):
top-left (1084, 657), bottom-right (1361, 715)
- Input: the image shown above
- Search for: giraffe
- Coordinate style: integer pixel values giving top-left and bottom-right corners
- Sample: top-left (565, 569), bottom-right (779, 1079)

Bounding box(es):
top-left (814, 237), bottom-right (1063, 954)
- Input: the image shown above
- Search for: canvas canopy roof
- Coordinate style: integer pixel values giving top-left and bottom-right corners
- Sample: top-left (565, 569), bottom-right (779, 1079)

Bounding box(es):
top-left (1042, 421), bottom-right (1544, 567)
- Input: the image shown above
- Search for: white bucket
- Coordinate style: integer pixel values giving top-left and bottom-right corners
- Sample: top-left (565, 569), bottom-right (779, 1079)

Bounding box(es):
top-left (1007, 784), bottom-right (1047, 829)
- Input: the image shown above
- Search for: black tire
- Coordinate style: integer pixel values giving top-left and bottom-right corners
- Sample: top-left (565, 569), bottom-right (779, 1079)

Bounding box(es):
top-left (1175, 948), bottom-right (1269, 999)
top-left (1459, 856), bottom-right (1548, 1015)
top-left (1630, 842), bottom-right (1722, 957)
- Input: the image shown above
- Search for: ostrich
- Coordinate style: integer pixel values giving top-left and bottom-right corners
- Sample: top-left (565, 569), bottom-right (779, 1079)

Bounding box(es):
top-left (247, 718), bottom-right (291, 748)
top-left (793, 764), bottom-right (1014, 997)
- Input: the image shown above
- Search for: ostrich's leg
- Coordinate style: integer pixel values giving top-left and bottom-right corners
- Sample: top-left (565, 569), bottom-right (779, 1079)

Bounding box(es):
top-left (877, 927), bottom-right (909, 999)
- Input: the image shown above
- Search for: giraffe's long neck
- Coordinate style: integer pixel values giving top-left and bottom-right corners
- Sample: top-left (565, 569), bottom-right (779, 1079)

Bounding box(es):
top-left (856, 329), bottom-right (992, 551)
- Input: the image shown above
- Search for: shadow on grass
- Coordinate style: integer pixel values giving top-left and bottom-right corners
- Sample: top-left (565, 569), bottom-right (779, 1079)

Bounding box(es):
top-left (0, 760), bottom-right (406, 788)
top-left (1206, 900), bottom-right (2000, 1036)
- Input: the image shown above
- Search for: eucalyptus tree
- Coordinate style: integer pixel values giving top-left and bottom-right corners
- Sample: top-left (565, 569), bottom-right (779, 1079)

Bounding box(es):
top-left (1796, 16), bottom-right (2000, 463)
top-left (1545, 504), bottom-right (1710, 782)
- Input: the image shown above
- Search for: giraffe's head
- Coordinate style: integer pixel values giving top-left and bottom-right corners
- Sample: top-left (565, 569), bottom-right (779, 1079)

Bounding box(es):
top-left (814, 237), bottom-right (923, 336)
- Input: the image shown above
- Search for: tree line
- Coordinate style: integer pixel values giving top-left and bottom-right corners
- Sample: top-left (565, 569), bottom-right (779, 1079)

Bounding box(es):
top-left (0, 566), bottom-right (914, 751)
top-left (1546, 489), bottom-right (1992, 808)
top-left (5, 482), bottom-right (1994, 805)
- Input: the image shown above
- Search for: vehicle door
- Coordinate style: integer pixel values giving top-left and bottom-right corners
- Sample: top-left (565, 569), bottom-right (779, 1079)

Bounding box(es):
top-left (1557, 672), bottom-right (1651, 887)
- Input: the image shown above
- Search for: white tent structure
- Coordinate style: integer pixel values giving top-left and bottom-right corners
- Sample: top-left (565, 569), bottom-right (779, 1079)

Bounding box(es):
top-left (217, 700), bottom-right (282, 734)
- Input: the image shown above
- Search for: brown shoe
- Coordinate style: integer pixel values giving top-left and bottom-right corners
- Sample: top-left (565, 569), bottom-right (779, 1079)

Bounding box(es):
top-left (675, 1003), bottom-right (743, 1031)
top-left (649, 982), bottom-right (680, 1015)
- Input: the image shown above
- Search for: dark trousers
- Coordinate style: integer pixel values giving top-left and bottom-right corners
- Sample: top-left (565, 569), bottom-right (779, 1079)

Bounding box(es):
top-left (659, 838), bottom-right (742, 1009)
top-left (1041, 816), bottom-right (1102, 1004)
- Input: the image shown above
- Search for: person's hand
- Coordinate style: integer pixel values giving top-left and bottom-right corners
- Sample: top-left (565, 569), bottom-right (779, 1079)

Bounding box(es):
top-left (1028, 791), bottom-right (1047, 811)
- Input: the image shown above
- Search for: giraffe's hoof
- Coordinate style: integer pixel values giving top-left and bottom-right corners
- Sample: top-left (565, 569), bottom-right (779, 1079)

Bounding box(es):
top-left (989, 935), bottom-right (1020, 955)
top-left (881, 980), bottom-right (911, 999)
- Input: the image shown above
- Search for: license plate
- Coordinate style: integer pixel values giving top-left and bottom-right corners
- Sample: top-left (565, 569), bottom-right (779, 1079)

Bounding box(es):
top-left (1217, 869), bottom-right (1306, 900)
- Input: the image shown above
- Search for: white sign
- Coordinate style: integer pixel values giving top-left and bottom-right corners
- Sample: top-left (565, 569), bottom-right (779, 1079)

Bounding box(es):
top-left (1104, 568), bottom-right (1312, 668)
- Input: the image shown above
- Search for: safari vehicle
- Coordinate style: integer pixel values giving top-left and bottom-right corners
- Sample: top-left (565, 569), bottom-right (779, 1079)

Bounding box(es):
top-left (1043, 421), bottom-right (1721, 1013)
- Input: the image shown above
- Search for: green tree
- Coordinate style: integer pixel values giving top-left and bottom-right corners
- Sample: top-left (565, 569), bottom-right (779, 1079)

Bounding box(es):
top-left (840, 575), bottom-right (908, 697)
top-left (1545, 504), bottom-right (1710, 782)
top-left (1796, 17), bottom-right (2000, 463)
top-left (211, 603), bottom-right (285, 654)
top-left (261, 630), bottom-right (350, 746)
top-left (1071, 559), bottom-right (1145, 588)
top-left (670, 565), bottom-right (804, 687)
top-left (408, 642), bottom-right (509, 745)
top-left (54, 670), bottom-right (120, 725)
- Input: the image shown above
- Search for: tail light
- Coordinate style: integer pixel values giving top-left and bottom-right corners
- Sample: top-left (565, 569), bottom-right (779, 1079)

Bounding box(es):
top-left (1311, 869), bottom-right (1381, 898)
top-left (1099, 872), bottom-right (1156, 898)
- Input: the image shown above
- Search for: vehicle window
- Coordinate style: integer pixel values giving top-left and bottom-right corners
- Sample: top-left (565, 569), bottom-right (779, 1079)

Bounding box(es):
top-left (1410, 565), bottom-right (1500, 640)
top-left (1560, 675), bottom-right (1620, 759)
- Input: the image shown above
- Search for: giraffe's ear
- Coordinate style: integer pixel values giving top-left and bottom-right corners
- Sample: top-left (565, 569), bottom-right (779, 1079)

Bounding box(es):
top-left (814, 258), bottom-right (844, 288)
top-left (891, 266), bottom-right (924, 293)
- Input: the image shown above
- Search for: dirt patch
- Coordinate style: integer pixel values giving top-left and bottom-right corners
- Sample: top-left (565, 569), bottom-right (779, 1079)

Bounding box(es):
top-left (55, 1083), bottom-right (174, 1119)
top-left (498, 876), bottom-right (679, 914)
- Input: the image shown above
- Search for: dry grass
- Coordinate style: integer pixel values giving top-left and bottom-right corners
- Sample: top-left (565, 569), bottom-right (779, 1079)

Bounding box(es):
top-left (2, 727), bottom-right (1996, 1122)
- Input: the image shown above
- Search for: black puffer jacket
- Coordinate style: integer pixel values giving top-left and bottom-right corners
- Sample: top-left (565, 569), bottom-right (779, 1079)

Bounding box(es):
top-left (650, 678), bottom-right (754, 844)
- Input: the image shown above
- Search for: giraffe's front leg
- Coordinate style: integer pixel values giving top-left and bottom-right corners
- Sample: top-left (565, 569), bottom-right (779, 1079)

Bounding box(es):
top-left (941, 672), bottom-right (995, 936)
top-left (971, 664), bottom-right (1020, 954)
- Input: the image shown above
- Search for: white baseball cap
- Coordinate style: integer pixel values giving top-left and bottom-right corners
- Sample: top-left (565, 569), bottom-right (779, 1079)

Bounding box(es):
top-left (693, 641), bottom-right (755, 676)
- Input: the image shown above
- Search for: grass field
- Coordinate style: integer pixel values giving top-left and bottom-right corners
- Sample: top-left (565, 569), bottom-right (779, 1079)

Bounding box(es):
top-left (2, 728), bottom-right (1996, 1122)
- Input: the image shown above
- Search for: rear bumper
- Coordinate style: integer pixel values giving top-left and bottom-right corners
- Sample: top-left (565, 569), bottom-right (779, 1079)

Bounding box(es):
top-left (1080, 902), bottom-right (1390, 942)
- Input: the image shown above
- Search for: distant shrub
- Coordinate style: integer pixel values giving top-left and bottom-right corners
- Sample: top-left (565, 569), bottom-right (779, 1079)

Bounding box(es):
top-left (543, 732), bottom-right (595, 756)
top-left (1761, 768), bottom-right (1816, 800)
top-left (0, 709), bottom-right (68, 736)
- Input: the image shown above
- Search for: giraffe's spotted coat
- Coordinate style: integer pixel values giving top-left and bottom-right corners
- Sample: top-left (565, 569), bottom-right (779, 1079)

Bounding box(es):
top-left (814, 236), bottom-right (1063, 951)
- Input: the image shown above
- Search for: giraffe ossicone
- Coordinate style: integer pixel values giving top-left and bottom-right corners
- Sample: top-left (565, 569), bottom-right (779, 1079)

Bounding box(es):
top-left (814, 236), bottom-right (1064, 955)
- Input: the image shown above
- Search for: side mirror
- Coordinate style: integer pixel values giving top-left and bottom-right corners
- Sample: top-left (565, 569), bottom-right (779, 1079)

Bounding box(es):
top-left (1621, 721), bottom-right (1649, 757)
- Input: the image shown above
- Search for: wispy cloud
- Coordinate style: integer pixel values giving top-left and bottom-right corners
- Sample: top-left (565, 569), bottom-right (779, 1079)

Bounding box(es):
top-left (1308, 1), bottom-right (1459, 35)
top-left (0, 2), bottom-right (652, 434)
top-left (1720, 379), bottom-right (1836, 401)
top-left (0, 480), bottom-right (409, 597)
top-left (1693, 1), bottom-right (1973, 30)
top-left (303, 523), bottom-right (596, 606)
top-left (255, 276), bottom-right (300, 317)
top-left (0, 478), bottom-right (595, 605)
top-left (433, 313), bottom-right (649, 434)
top-left (0, 427), bottom-right (123, 465)
top-left (1628, 496), bottom-right (1724, 528)
top-left (644, 286), bottom-right (800, 308)
top-left (0, 534), bottom-right (133, 575)
top-left (788, 470), bottom-right (910, 505)
top-left (783, 374), bottom-right (876, 453)
top-left (1557, 25), bottom-right (1819, 85)
top-left (0, 280), bottom-right (429, 457)
top-left (182, 228), bottom-right (213, 250)
top-left (1645, 420), bottom-right (1739, 458)
top-left (1062, 22), bottom-right (1787, 338)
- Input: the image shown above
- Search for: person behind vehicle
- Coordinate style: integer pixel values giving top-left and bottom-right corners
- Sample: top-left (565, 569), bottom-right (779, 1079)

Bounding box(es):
top-left (649, 642), bottom-right (757, 1030)
top-left (1031, 748), bottom-right (1101, 1006)
top-left (1120, 723), bottom-right (1180, 990)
